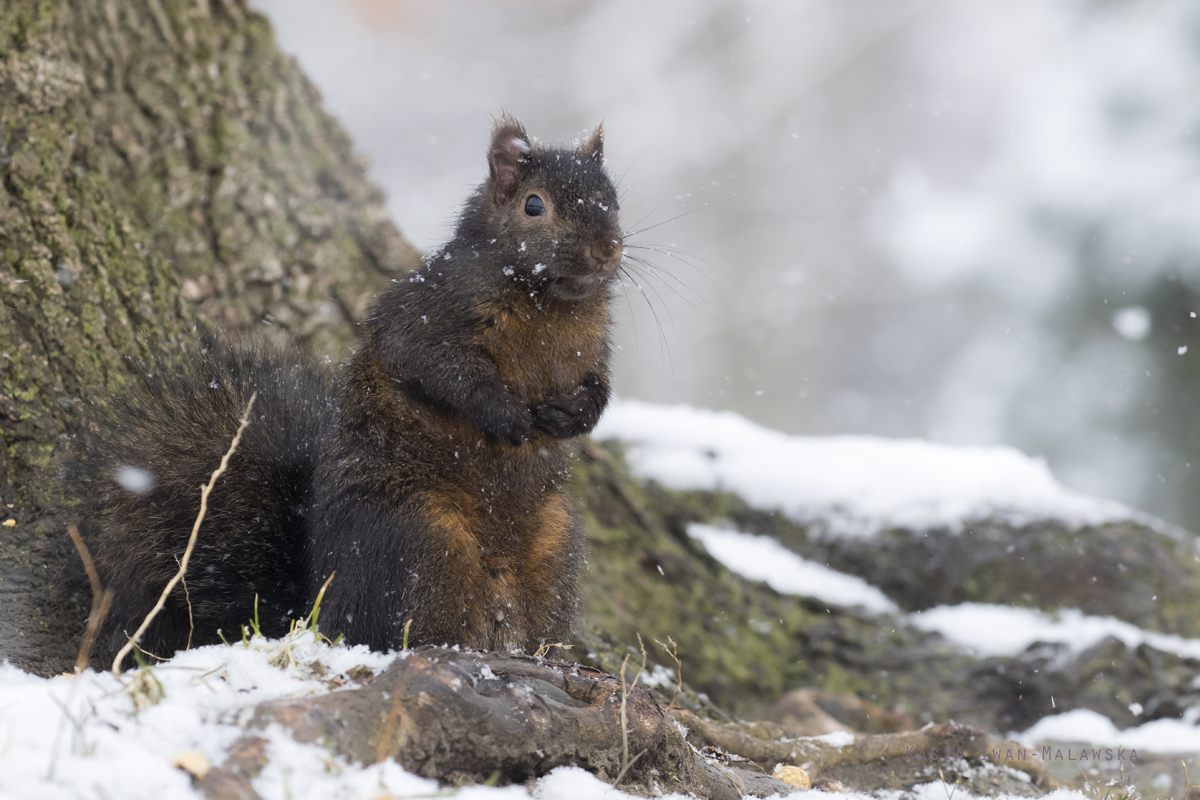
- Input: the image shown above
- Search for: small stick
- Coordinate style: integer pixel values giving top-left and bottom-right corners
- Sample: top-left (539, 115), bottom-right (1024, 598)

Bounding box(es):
top-left (653, 636), bottom-right (683, 711)
top-left (68, 524), bottom-right (114, 673)
top-left (49, 526), bottom-right (115, 780)
top-left (111, 392), bottom-right (256, 677)
top-left (618, 652), bottom-right (631, 774)
top-left (616, 635), bottom-right (648, 785)
top-left (174, 554), bottom-right (194, 651)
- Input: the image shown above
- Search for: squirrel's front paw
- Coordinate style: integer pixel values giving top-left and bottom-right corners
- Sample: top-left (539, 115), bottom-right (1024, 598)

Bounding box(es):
top-left (531, 374), bottom-right (608, 439)
top-left (482, 404), bottom-right (532, 446)
top-left (461, 383), bottom-right (532, 446)
top-left (531, 396), bottom-right (591, 439)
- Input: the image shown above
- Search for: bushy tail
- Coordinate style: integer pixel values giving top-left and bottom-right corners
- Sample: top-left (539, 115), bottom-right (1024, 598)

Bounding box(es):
top-left (75, 340), bottom-right (336, 664)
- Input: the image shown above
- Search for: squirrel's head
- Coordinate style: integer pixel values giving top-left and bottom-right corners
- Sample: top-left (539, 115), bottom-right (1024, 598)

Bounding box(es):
top-left (474, 113), bottom-right (623, 303)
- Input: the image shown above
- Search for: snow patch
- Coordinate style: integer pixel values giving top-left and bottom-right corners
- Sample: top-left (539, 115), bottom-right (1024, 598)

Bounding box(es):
top-left (812, 730), bottom-right (857, 748)
top-left (1018, 708), bottom-right (1200, 753)
top-left (687, 523), bottom-right (898, 614)
top-left (595, 398), bottom-right (1135, 538)
top-left (911, 602), bottom-right (1200, 660)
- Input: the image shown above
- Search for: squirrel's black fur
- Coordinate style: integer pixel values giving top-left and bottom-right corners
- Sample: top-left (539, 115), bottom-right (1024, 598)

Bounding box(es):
top-left (79, 115), bottom-right (622, 663)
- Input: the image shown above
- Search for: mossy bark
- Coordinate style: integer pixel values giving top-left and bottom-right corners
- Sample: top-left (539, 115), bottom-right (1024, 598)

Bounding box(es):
top-left (0, 0), bottom-right (416, 673)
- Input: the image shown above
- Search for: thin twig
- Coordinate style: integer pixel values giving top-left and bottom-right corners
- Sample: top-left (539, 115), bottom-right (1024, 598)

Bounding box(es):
top-left (111, 392), bottom-right (257, 676)
top-left (174, 554), bottom-right (194, 651)
top-left (653, 636), bottom-right (683, 712)
top-left (132, 641), bottom-right (166, 662)
top-left (938, 767), bottom-right (959, 800)
top-left (636, 633), bottom-right (647, 684)
top-left (618, 652), bottom-right (631, 775)
top-left (612, 749), bottom-right (648, 788)
top-left (68, 525), bottom-right (114, 673)
top-left (616, 635), bottom-right (649, 785)
top-left (49, 526), bottom-right (115, 780)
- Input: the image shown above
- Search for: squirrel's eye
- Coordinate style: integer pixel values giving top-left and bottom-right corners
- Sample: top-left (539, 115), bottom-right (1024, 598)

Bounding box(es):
top-left (524, 195), bottom-right (546, 217)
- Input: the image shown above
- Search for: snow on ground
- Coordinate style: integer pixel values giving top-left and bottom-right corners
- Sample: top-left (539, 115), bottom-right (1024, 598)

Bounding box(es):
top-left (687, 523), bottom-right (899, 614)
top-left (0, 633), bottom-right (1088, 800)
top-left (0, 633), bottom-right (697, 800)
top-left (594, 398), bottom-right (1138, 537)
top-left (909, 602), bottom-right (1200, 660)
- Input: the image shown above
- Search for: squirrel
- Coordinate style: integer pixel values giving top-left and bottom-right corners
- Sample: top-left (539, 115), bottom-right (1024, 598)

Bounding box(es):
top-left (79, 115), bottom-right (622, 662)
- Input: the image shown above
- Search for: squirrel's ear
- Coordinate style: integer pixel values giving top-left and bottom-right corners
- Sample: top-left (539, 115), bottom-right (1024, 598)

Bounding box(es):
top-left (580, 123), bottom-right (604, 162)
top-left (488, 114), bottom-right (532, 203)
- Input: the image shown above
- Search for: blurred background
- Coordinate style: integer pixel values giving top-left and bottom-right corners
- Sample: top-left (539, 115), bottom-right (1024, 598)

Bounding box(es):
top-left (253, 0), bottom-right (1200, 533)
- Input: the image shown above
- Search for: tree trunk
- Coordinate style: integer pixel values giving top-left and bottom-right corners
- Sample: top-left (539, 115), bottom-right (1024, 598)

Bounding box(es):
top-left (0, 0), bottom-right (418, 673)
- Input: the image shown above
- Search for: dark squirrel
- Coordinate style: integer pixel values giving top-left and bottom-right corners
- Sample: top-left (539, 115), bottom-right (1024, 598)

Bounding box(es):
top-left (80, 115), bottom-right (622, 661)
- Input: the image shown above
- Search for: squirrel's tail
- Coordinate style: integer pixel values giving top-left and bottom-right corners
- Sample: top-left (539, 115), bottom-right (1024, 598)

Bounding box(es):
top-left (75, 339), bottom-right (335, 665)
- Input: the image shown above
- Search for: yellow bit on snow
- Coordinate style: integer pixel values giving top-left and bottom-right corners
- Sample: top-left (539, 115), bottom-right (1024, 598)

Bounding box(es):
top-left (772, 764), bottom-right (811, 790)
top-left (170, 751), bottom-right (211, 780)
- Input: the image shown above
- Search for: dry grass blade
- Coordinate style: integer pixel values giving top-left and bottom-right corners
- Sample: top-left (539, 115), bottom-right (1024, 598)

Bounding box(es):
top-left (111, 391), bottom-right (257, 677)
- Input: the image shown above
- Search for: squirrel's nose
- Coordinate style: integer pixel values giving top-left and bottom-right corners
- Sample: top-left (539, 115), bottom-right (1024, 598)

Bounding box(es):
top-left (589, 240), bottom-right (622, 269)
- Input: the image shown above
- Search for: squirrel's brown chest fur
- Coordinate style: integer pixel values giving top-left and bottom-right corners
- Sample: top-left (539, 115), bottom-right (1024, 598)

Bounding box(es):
top-left (481, 293), bottom-right (611, 403)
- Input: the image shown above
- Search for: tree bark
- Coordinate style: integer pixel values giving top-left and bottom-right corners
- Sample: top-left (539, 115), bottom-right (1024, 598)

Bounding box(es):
top-left (0, 0), bottom-right (417, 673)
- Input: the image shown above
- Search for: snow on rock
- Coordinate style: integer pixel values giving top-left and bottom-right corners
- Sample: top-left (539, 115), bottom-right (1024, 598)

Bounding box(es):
top-left (1017, 708), bottom-right (1200, 753)
top-left (687, 523), bottom-right (898, 614)
top-left (594, 398), bottom-right (1138, 537)
top-left (910, 602), bottom-right (1200, 660)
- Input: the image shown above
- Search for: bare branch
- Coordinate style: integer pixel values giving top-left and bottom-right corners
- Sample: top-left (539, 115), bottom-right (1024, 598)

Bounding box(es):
top-left (111, 392), bottom-right (257, 677)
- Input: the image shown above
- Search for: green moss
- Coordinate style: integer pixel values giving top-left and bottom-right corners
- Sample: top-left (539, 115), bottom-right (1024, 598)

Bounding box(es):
top-left (571, 444), bottom-right (982, 721)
